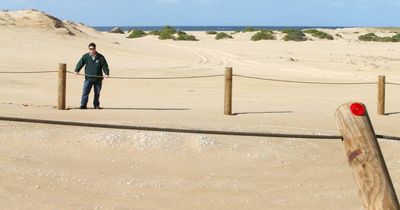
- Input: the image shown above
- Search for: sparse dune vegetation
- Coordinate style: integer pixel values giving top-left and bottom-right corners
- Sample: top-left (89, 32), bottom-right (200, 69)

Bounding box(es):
top-left (281, 29), bottom-right (307, 41)
top-left (358, 32), bottom-right (400, 42)
top-left (176, 31), bottom-right (198, 41)
top-left (148, 30), bottom-right (161, 36)
top-left (251, 30), bottom-right (275, 41)
top-left (125, 26), bottom-right (197, 41)
top-left (303, 29), bottom-right (334, 40)
top-left (242, 27), bottom-right (257, 32)
top-left (206, 31), bottom-right (217, 35)
top-left (126, 29), bottom-right (146, 38)
top-left (158, 26), bottom-right (176, 40)
top-left (157, 26), bottom-right (197, 41)
top-left (215, 32), bottom-right (233, 40)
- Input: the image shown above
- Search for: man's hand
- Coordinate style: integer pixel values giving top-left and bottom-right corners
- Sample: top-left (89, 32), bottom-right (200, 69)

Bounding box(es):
top-left (74, 72), bottom-right (79, 76)
top-left (104, 75), bottom-right (110, 79)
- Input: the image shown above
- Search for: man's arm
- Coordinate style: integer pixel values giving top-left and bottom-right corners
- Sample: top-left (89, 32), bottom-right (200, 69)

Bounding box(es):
top-left (75, 55), bottom-right (86, 74)
top-left (102, 56), bottom-right (110, 78)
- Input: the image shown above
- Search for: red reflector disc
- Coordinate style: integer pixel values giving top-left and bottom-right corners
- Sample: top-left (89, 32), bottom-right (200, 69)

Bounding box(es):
top-left (350, 103), bottom-right (366, 116)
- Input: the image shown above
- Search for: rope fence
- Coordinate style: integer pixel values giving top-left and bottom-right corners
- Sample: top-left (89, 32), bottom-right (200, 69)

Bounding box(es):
top-left (387, 82), bottom-right (400, 86)
top-left (0, 71), bottom-right (57, 74)
top-left (66, 70), bottom-right (224, 80)
top-left (234, 74), bottom-right (379, 85)
top-left (1, 69), bottom-right (399, 86)
top-left (1, 65), bottom-right (399, 115)
top-left (0, 116), bottom-right (399, 141)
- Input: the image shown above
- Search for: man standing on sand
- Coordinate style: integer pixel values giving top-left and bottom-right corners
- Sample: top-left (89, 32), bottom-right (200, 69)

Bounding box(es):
top-left (74, 43), bottom-right (110, 109)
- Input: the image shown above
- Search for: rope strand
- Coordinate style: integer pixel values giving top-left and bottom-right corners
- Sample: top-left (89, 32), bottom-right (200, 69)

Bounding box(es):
top-left (0, 71), bottom-right (57, 74)
top-left (1, 70), bottom-right (399, 85)
top-left (234, 74), bottom-right (377, 85)
top-left (67, 71), bottom-right (224, 80)
top-left (0, 116), bottom-right (399, 141)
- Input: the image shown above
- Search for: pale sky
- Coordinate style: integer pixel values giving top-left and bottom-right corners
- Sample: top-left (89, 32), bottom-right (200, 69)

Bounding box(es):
top-left (0, 0), bottom-right (399, 26)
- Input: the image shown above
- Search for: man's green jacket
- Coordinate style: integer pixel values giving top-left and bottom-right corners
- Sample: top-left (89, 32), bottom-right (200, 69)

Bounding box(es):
top-left (75, 52), bottom-right (110, 82)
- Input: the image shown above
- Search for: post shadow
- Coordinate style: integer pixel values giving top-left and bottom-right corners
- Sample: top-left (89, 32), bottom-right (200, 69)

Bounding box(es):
top-left (385, 112), bottom-right (400, 116)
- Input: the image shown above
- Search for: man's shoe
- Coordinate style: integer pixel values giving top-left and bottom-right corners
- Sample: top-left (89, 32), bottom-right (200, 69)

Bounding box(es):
top-left (79, 105), bottom-right (87, 109)
top-left (94, 106), bottom-right (102, 110)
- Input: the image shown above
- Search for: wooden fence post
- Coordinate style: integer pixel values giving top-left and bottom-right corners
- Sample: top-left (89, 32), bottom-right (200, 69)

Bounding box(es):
top-left (378, 75), bottom-right (386, 115)
top-left (58, 63), bottom-right (66, 110)
top-left (224, 67), bottom-right (233, 115)
top-left (335, 102), bottom-right (399, 210)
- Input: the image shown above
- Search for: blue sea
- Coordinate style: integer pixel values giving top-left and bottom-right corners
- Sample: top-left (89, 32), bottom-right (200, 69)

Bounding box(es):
top-left (93, 26), bottom-right (348, 32)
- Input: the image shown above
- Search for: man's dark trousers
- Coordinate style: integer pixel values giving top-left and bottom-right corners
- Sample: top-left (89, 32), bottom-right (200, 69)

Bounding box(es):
top-left (81, 79), bottom-right (102, 107)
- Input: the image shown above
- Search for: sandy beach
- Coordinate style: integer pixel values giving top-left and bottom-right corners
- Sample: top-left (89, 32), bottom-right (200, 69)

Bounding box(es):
top-left (0, 9), bottom-right (400, 210)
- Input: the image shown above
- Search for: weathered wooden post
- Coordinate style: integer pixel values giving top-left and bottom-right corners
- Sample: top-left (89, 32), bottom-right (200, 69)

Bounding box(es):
top-left (224, 67), bottom-right (233, 115)
top-left (378, 75), bottom-right (386, 115)
top-left (335, 102), bottom-right (399, 210)
top-left (58, 63), bottom-right (66, 110)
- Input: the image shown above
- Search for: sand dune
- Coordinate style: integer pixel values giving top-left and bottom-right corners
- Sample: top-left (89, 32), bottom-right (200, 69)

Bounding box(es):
top-left (0, 9), bottom-right (98, 37)
top-left (0, 9), bottom-right (400, 210)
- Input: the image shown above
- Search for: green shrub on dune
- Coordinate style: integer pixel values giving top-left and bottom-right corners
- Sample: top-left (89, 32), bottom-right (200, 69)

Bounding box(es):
top-left (174, 31), bottom-right (197, 41)
top-left (206, 31), bottom-right (218, 35)
top-left (358, 33), bottom-right (380, 41)
top-left (391, 34), bottom-right (400, 42)
top-left (358, 33), bottom-right (400, 42)
top-left (281, 29), bottom-right (306, 41)
top-left (261, 29), bottom-right (274, 34)
top-left (176, 34), bottom-right (198, 41)
top-left (157, 26), bottom-right (177, 40)
top-left (280, 28), bottom-right (299, 34)
top-left (215, 32), bottom-right (233, 40)
top-left (243, 27), bottom-right (257, 32)
top-left (127, 29), bottom-right (146, 38)
top-left (303, 29), bottom-right (334, 40)
top-left (177, 31), bottom-right (187, 36)
top-left (381, 36), bottom-right (394, 42)
top-left (251, 30), bottom-right (275, 41)
top-left (158, 26), bottom-right (177, 40)
top-left (148, 30), bottom-right (161, 36)
top-left (159, 30), bottom-right (175, 40)
top-left (161, 26), bottom-right (177, 34)
top-left (153, 27), bottom-right (197, 41)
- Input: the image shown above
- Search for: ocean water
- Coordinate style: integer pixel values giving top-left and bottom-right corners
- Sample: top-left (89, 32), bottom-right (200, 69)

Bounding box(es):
top-left (93, 26), bottom-right (347, 32)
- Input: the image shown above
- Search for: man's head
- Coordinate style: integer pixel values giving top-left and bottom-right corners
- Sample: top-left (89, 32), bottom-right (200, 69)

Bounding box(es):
top-left (88, 42), bottom-right (96, 55)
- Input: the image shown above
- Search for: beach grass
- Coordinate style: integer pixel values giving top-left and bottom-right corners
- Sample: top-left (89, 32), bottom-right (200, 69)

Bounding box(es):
top-left (281, 29), bottom-right (307, 41)
top-left (127, 29), bottom-right (146, 38)
top-left (159, 31), bottom-right (175, 40)
top-left (215, 32), bottom-right (233, 40)
top-left (242, 27), bottom-right (257, 32)
top-left (358, 32), bottom-right (400, 42)
top-left (148, 30), bottom-right (161, 36)
top-left (158, 26), bottom-right (177, 40)
top-left (251, 30), bottom-right (275, 41)
top-left (206, 31), bottom-right (218, 35)
top-left (176, 33), bottom-right (198, 41)
top-left (303, 29), bottom-right (334, 40)
top-left (149, 27), bottom-right (197, 41)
